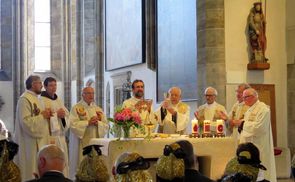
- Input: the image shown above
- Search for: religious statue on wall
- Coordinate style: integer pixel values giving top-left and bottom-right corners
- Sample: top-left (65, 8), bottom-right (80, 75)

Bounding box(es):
top-left (247, 2), bottom-right (268, 64)
top-left (121, 71), bottom-right (132, 103)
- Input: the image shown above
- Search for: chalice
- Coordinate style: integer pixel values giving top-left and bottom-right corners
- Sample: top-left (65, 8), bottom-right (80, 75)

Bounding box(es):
top-left (143, 99), bottom-right (154, 139)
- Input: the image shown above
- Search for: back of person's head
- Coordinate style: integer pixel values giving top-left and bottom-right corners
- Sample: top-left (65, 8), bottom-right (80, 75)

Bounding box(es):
top-left (114, 152), bottom-right (151, 182)
top-left (156, 142), bottom-right (186, 181)
top-left (236, 142), bottom-right (262, 167)
top-left (0, 136), bottom-right (21, 182)
top-left (0, 139), bottom-right (18, 161)
top-left (224, 142), bottom-right (266, 182)
top-left (76, 143), bottom-right (109, 182)
top-left (37, 145), bottom-right (65, 177)
top-left (176, 140), bottom-right (195, 169)
top-left (218, 172), bottom-right (252, 182)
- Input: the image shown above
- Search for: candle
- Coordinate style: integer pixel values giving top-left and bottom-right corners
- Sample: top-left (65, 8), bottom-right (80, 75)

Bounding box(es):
top-left (191, 119), bottom-right (198, 134)
top-left (216, 119), bottom-right (224, 134)
top-left (203, 120), bottom-right (211, 133)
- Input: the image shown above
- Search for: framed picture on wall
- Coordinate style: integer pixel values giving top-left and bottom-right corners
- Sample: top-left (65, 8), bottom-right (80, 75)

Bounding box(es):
top-left (105, 0), bottom-right (145, 71)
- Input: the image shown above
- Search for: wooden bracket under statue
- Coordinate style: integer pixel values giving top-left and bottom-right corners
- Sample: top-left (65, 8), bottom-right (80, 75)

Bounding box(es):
top-left (247, 62), bottom-right (270, 70)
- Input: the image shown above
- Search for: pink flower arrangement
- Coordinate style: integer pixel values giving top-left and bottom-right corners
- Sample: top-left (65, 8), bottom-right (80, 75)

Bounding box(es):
top-left (109, 107), bottom-right (142, 128)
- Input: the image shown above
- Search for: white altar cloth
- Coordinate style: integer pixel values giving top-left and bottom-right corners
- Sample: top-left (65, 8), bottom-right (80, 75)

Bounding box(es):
top-left (90, 137), bottom-right (236, 180)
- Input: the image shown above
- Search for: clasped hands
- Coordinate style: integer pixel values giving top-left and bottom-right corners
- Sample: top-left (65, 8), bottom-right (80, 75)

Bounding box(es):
top-left (88, 112), bottom-right (103, 126)
top-left (229, 119), bottom-right (244, 128)
top-left (41, 108), bottom-right (66, 120)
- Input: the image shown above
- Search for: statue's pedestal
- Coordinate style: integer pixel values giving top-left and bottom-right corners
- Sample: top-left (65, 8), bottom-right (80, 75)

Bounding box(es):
top-left (247, 62), bottom-right (270, 70)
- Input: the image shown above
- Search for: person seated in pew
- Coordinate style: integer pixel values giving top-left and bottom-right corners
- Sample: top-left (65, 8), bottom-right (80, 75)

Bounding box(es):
top-left (155, 87), bottom-right (190, 134)
top-left (222, 142), bottom-right (269, 182)
top-left (76, 142), bottom-right (109, 182)
top-left (218, 172), bottom-right (252, 182)
top-left (156, 140), bottom-right (214, 182)
top-left (26, 144), bottom-right (72, 182)
top-left (0, 130), bottom-right (21, 182)
top-left (113, 152), bottom-right (152, 182)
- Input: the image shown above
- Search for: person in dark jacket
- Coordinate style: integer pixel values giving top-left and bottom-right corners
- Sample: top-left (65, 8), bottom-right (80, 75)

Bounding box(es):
top-left (26, 144), bottom-right (73, 182)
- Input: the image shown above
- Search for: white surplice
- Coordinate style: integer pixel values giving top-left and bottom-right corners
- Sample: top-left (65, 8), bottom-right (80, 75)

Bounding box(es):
top-left (228, 101), bottom-right (249, 141)
top-left (240, 100), bottom-right (277, 182)
top-left (197, 101), bottom-right (228, 133)
top-left (68, 100), bottom-right (109, 180)
top-left (14, 91), bottom-right (50, 181)
top-left (40, 94), bottom-right (70, 177)
top-left (155, 101), bottom-right (190, 134)
top-left (197, 101), bottom-right (227, 121)
top-left (122, 97), bottom-right (157, 136)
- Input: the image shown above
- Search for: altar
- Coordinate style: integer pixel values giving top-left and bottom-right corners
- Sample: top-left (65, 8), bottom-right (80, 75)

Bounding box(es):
top-left (91, 137), bottom-right (236, 180)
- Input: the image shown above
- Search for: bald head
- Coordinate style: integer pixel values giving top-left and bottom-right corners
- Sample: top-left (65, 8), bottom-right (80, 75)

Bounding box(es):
top-left (82, 87), bottom-right (95, 105)
top-left (243, 88), bottom-right (258, 106)
top-left (169, 87), bottom-right (182, 105)
top-left (37, 145), bottom-right (65, 177)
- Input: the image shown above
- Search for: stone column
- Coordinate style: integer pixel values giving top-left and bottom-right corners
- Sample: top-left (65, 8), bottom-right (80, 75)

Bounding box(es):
top-left (197, 0), bottom-right (226, 105)
top-left (145, 0), bottom-right (156, 70)
top-left (95, 0), bottom-right (104, 106)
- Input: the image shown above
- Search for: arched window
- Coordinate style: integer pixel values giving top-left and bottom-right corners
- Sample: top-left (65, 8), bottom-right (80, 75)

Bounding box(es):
top-left (34, 0), bottom-right (51, 71)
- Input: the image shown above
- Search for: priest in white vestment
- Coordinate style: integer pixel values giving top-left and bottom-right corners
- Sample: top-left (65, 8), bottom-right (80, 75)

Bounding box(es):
top-left (194, 87), bottom-right (228, 133)
top-left (155, 87), bottom-right (190, 134)
top-left (227, 83), bottom-right (250, 142)
top-left (14, 75), bottom-right (52, 181)
top-left (239, 88), bottom-right (276, 182)
top-left (40, 77), bottom-right (70, 177)
top-left (68, 87), bottom-right (109, 180)
top-left (122, 79), bottom-right (156, 136)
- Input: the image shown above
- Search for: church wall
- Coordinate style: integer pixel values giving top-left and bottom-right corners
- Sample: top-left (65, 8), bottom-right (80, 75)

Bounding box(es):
top-left (0, 82), bottom-right (13, 131)
top-left (104, 64), bottom-right (156, 117)
top-left (103, 64), bottom-right (199, 133)
top-left (224, 0), bottom-right (288, 147)
top-left (286, 0), bottom-right (295, 152)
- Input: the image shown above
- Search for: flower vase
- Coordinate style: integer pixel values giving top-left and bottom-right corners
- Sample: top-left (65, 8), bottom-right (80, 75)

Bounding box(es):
top-left (113, 124), bottom-right (122, 138)
top-left (122, 126), bottom-right (130, 139)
